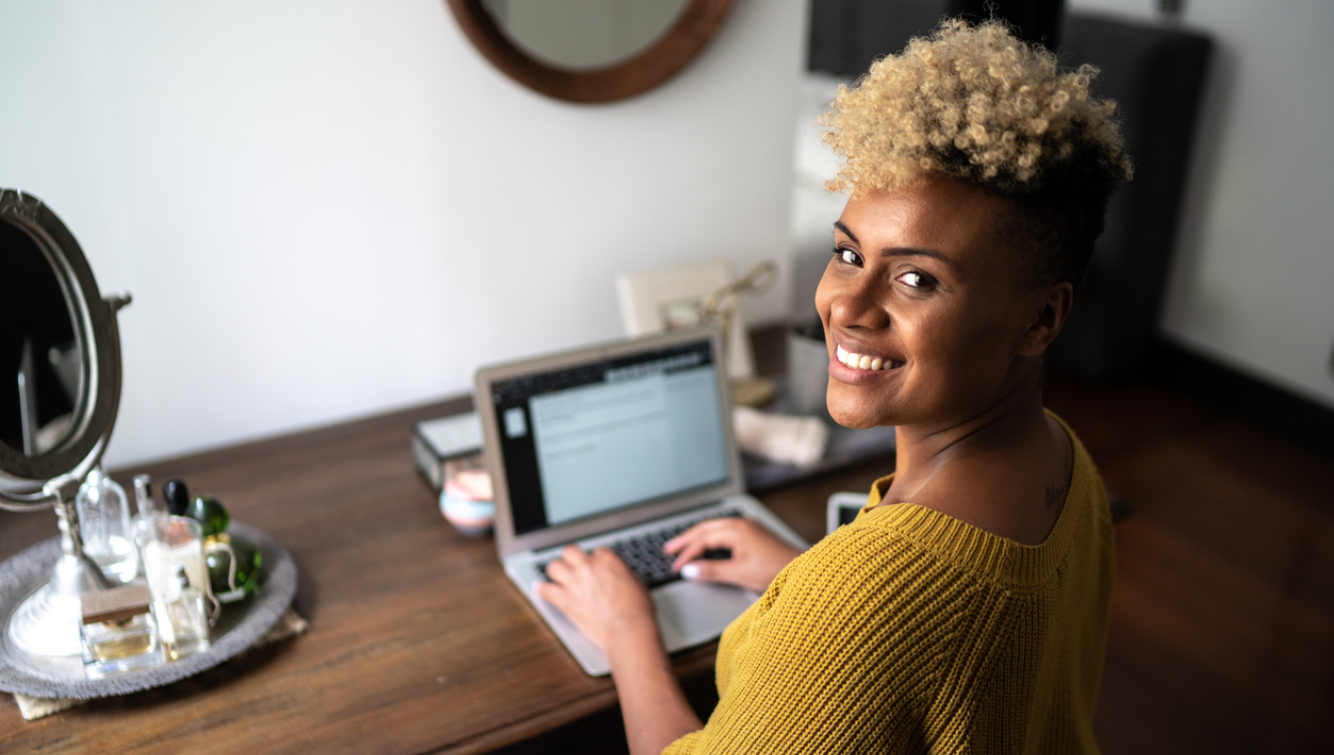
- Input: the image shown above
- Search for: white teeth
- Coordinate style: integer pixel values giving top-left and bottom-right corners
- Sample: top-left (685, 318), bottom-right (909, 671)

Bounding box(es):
top-left (836, 346), bottom-right (894, 371)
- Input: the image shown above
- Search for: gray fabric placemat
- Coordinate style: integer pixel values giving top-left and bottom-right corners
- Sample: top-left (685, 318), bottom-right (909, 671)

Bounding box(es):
top-left (12, 606), bottom-right (308, 720)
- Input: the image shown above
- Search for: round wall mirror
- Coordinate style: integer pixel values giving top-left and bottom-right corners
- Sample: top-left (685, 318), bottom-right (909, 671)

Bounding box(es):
top-left (446, 0), bottom-right (734, 103)
top-left (479, 0), bottom-right (691, 71)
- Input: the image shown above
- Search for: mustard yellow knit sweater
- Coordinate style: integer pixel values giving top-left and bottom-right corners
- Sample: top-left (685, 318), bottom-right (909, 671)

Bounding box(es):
top-left (664, 415), bottom-right (1114, 754)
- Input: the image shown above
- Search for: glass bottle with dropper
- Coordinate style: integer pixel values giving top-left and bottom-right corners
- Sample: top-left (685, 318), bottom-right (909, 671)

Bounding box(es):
top-left (132, 474), bottom-right (164, 533)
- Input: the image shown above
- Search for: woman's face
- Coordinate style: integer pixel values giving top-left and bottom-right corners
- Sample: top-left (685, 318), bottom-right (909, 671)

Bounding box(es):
top-left (816, 177), bottom-right (1054, 430)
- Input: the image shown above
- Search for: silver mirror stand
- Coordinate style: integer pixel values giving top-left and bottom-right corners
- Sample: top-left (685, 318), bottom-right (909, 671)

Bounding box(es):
top-left (3, 477), bottom-right (111, 656)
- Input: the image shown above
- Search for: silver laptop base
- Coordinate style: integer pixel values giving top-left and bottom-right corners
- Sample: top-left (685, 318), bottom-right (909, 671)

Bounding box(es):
top-left (504, 494), bottom-right (806, 676)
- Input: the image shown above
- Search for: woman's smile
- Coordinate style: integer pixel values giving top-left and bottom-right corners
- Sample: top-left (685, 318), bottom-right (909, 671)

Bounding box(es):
top-left (833, 344), bottom-right (903, 372)
top-left (829, 339), bottom-right (905, 388)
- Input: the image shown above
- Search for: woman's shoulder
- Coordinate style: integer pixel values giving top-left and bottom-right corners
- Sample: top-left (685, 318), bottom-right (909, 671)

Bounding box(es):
top-left (788, 472), bottom-right (998, 586)
top-left (740, 513), bottom-right (1015, 663)
top-left (854, 412), bottom-right (1108, 581)
top-left (774, 508), bottom-right (978, 609)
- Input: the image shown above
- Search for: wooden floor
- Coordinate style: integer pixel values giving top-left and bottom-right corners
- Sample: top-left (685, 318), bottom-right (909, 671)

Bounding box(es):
top-left (511, 375), bottom-right (1334, 754)
top-left (1044, 377), bottom-right (1334, 753)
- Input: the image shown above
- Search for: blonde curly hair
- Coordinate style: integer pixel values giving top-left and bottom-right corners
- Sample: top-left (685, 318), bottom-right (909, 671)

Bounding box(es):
top-left (822, 19), bottom-right (1133, 286)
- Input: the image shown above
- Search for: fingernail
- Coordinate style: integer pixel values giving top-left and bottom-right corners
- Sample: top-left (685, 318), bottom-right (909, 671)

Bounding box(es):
top-left (531, 580), bottom-right (545, 594)
top-left (681, 564), bottom-right (700, 581)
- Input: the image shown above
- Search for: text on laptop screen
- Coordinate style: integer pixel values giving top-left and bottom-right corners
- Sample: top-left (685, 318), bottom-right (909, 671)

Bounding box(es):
top-left (491, 339), bottom-right (729, 535)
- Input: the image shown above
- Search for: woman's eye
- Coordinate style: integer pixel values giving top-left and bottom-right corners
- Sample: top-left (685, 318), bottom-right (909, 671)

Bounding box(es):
top-left (833, 247), bottom-right (862, 266)
top-left (897, 271), bottom-right (936, 290)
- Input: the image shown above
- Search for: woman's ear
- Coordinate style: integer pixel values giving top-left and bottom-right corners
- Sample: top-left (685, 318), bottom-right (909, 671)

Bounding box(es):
top-left (1018, 282), bottom-right (1074, 357)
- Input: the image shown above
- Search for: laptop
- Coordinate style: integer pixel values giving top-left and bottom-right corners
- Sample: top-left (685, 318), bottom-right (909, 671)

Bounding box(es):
top-left (475, 327), bottom-right (808, 675)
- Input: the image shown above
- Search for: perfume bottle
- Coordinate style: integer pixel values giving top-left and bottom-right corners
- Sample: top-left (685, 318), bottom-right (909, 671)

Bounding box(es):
top-left (184, 493), bottom-right (262, 604)
top-left (132, 474), bottom-right (162, 526)
top-left (80, 584), bottom-right (160, 678)
top-left (156, 565), bottom-right (210, 660)
top-left (132, 474), bottom-right (167, 560)
top-left (76, 467), bottom-right (139, 583)
top-left (205, 532), bottom-right (263, 603)
top-left (136, 515), bottom-right (211, 661)
top-left (163, 478), bottom-right (191, 516)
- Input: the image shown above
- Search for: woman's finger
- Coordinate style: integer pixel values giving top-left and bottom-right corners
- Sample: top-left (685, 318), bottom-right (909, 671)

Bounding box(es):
top-left (543, 557), bottom-right (573, 585)
top-left (534, 579), bottom-right (567, 610)
top-left (545, 547), bottom-right (588, 583)
top-left (591, 546), bottom-right (629, 572)
top-left (667, 520), bottom-right (755, 571)
top-left (665, 518), bottom-right (742, 554)
top-left (560, 544), bottom-right (590, 566)
top-left (666, 517), bottom-right (735, 543)
top-left (670, 540), bottom-right (739, 572)
top-left (679, 559), bottom-right (733, 584)
top-left (669, 542), bottom-right (708, 571)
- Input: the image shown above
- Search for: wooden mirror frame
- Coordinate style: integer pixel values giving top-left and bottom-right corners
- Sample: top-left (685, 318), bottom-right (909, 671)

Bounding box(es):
top-left (446, 0), bottom-right (735, 103)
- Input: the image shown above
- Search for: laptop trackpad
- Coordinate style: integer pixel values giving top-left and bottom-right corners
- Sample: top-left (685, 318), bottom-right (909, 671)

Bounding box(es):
top-left (653, 581), bottom-right (756, 652)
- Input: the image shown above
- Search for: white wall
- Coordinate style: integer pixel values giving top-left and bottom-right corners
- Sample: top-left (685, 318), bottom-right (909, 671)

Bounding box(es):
top-left (0, 0), bottom-right (807, 466)
top-left (1071, 0), bottom-right (1334, 409)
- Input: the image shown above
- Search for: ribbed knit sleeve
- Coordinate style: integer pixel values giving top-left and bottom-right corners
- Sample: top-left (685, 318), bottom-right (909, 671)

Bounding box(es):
top-left (663, 412), bottom-right (1113, 754)
top-left (663, 518), bottom-right (1006, 753)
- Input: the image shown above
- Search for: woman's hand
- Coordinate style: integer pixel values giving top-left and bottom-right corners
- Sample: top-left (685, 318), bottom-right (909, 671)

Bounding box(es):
top-left (665, 518), bottom-right (803, 592)
top-left (537, 547), bottom-right (702, 754)
top-left (535, 545), bottom-right (657, 651)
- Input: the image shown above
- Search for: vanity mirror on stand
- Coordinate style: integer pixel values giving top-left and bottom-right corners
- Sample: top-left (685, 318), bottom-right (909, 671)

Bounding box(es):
top-left (0, 189), bottom-right (297, 703)
top-left (0, 188), bottom-right (130, 659)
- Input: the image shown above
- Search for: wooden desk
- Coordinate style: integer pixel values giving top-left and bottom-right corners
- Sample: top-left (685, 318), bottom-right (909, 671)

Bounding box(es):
top-left (0, 396), bottom-right (895, 754)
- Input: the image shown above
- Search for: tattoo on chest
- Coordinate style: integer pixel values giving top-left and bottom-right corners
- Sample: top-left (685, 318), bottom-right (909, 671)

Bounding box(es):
top-left (1044, 439), bottom-right (1072, 511)
top-left (1045, 483), bottom-right (1064, 511)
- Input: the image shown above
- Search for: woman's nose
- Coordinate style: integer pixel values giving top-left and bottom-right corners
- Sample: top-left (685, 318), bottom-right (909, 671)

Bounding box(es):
top-left (822, 273), bottom-right (890, 331)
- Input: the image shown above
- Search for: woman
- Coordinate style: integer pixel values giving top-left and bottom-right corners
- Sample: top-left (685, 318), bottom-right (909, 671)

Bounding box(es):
top-left (538, 20), bottom-right (1130, 754)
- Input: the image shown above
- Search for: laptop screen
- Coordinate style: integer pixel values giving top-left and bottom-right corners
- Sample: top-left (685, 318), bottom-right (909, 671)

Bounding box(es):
top-left (490, 338), bottom-right (730, 536)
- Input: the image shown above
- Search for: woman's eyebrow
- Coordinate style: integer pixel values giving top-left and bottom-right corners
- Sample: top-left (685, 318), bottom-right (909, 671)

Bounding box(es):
top-left (883, 247), bottom-right (960, 270)
top-left (834, 220), bottom-right (859, 244)
top-left (834, 221), bottom-right (959, 270)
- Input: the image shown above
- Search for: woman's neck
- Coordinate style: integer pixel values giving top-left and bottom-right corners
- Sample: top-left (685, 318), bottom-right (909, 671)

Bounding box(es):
top-left (881, 364), bottom-right (1073, 545)
top-left (901, 371), bottom-right (1041, 456)
top-left (886, 368), bottom-right (1054, 506)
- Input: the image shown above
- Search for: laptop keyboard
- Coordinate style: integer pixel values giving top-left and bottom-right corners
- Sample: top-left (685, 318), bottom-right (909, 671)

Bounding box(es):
top-left (537, 509), bottom-right (741, 588)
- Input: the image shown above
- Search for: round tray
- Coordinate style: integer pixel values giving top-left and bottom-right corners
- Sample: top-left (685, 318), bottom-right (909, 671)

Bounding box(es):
top-left (0, 522), bottom-right (296, 699)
